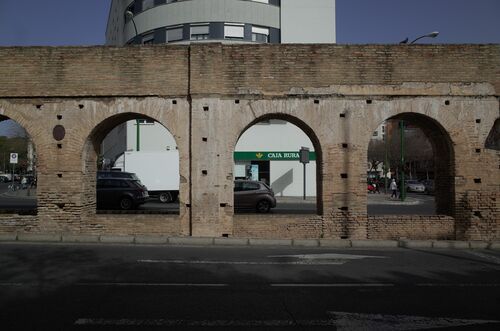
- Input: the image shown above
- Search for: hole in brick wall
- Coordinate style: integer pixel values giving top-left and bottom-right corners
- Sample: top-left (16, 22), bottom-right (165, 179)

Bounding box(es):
top-left (57, 115), bottom-right (62, 120)
top-left (476, 148), bottom-right (481, 153)
top-left (340, 235), bottom-right (348, 239)
top-left (340, 173), bottom-right (348, 179)
top-left (342, 143), bottom-right (348, 148)
top-left (220, 203), bottom-right (227, 207)
top-left (172, 100), bottom-right (177, 105)
top-left (473, 211), bottom-right (482, 218)
top-left (55, 203), bottom-right (65, 209)
top-left (445, 100), bottom-right (450, 105)
top-left (186, 204), bottom-right (191, 208)
top-left (339, 206), bottom-right (349, 211)
top-left (235, 99), bottom-right (240, 104)
top-left (57, 144), bottom-right (62, 149)
top-left (78, 104), bottom-right (84, 109)
top-left (57, 174), bottom-right (63, 178)
top-left (203, 106), bottom-right (209, 111)
top-left (222, 233), bottom-right (229, 238)
top-left (36, 104), bottom-right (43, 109)
top-left (475, 119), bottom-right (481, 124)
top-left (202, 170), bottom-right (208, 175)
top-left (366, 99), bottom-right (372, 104)
top-left (340, 113), bottom-right (346, 118)
top-left (314, 99), bottom-right (320, 104)
top-left (474, 178), bottom-right (481, 183)
top-left (202, 137), bottom-right (208, 142)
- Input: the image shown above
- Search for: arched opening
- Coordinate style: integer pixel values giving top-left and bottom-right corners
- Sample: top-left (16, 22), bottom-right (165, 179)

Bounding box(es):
top-left (485, 118), bottom-right (499, 151)
top-left (367, 113), bottom-right (454, 216)
top-left (234, 114), bottom-right (322, 215)
top-left (84, 113), bottom-right (180, 214)
top-left (0, 116), bottom-right (37, 215)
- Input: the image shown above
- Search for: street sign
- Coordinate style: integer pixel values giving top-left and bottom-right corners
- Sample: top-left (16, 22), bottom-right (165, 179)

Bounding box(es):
top-left (9, 153), bottom-right (18, 164)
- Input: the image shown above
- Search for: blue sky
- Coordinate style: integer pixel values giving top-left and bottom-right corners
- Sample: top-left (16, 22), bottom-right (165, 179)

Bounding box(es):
top-left (1, 0), bottom-right (499, 135)
top-left (0, 0), bottom-right (499, 46)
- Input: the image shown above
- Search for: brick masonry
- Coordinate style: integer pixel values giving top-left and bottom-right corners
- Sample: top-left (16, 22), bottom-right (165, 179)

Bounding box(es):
top-left (0, 44), bottom-right (498, 240)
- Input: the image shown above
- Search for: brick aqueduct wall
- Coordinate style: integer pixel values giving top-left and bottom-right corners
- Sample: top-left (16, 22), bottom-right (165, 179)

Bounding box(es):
top-left (0, 44), bottom-right (498, 241)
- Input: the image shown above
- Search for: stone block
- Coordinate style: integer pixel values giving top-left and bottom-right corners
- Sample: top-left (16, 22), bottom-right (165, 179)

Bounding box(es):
top-left (214, 238), bottom-right (249, 246)
top-left (17, 233), bottom-right (61, 242)
top-left (249, 239), bottom-right (292, 246)
top-left (168, 237), bottom-right (214, 245)
top-left (319, 239), bottom-right (351, 248)
top-left (100, 235), bottom-right (134, 244)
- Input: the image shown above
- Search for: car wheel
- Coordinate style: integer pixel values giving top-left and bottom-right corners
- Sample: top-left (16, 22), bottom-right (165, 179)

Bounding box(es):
top-left (256, 200), bottom-right (271, 213)
top-left (119, 197), bottom-right (133, 210)
top-left (159, 192), bottom-right (173, 203)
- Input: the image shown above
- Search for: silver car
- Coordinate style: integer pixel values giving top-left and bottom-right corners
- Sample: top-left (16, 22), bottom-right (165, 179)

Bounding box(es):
top-left (234, 180), bottom-right (277, 213)
top-left (405, 180), bottom-right (426, 193)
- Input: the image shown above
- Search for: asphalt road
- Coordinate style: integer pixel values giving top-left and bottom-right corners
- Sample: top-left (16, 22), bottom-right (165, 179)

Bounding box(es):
top-left (0, 243), bottom-right (499, 330)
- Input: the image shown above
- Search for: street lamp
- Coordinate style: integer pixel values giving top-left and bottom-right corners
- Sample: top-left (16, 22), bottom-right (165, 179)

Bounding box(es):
top-left (400, 31), bottom-right (439, 44)
top-left (125, 10), bottom-right (141, 151)
top-left (125, 10), bottom-right (138, 37)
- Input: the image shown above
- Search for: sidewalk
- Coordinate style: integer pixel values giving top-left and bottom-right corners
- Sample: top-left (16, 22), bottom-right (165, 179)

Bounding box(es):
top-left (367, 192), bottom-right (421, 206)
top-left (0, 187), bottom-right (37, 200)
top-left (0, 232), bottom-right (498, 250)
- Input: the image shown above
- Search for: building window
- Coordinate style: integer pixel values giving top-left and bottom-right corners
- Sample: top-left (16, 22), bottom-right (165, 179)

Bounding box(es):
top-left (372, 131), bottom-right (378, 137)
top-left (142, 33), bottom-right (154, 44)
top-left (142, 0), bottom-right (154, 11)
top-left (166, 26), bottom-right (183, 42)
top-left (190, 24), bottom-right (209, 40)
top-left (224, 23), bottom-right (244, 40)
top-left (252, 26), bottom-right (269, 43)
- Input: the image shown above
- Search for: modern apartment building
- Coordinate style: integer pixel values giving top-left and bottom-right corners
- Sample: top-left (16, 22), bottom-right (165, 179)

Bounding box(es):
top-left (103, 0), bottom-right (336, 197)
top-left (106, 0), bottom-right (336, 45)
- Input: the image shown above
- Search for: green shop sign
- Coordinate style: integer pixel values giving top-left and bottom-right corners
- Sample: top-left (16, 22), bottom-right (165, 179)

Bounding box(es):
top-left (234, 151), bottom-right (316, 161)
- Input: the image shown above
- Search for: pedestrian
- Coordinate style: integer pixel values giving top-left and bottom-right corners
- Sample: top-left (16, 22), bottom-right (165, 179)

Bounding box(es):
top-left (21, 176), bottom-right (28, 190)
top-left (390, 179), bottom-right (397, 198)
top-left (374, 180), bottom-right (381, 194)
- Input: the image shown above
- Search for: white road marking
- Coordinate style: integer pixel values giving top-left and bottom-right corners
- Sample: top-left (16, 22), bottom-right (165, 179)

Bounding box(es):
top-left (138, 259), bottom-right (346, 265)
top-left (466, 250), bottom-right (500, 264)
top-left (76, 282), bottom-right (228, 287)
top-left (74, 318), bottom-right (336, 327)
top-left (271, 283), bottom-right (394, 287)
top-left (268, 253), bottom-right (388, 260)
top-left (328, 311), bottom-right (500, 330)
top-left (75, 313), bottom-right (500, 328)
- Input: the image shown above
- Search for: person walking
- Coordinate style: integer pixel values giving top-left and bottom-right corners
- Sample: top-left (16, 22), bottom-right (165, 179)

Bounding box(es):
top-left (390, 178), bottom-right (398, 198)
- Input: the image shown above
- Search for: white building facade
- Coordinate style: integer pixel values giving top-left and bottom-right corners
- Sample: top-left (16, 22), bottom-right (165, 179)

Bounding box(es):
top-left (104, 0), bottom-right (335, 196)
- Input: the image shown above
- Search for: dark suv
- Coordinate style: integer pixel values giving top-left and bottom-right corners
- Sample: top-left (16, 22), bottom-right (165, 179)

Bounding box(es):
top-left (234, 180), bottom-right (276, 213)
top-left (96, 177), bottom-right (149, 210)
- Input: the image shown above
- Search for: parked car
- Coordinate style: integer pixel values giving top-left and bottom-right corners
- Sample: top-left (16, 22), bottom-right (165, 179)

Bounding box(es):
top-left (421, 179), bottom-right (435, 195)
top-left (97, 170), bottom-right (141, 181)
top-left (96, 177), bottom-right (149, 210)
top-left (405, 180), bottom-right (426, 193)
top-left (234, 180), bottom-right (276, 213)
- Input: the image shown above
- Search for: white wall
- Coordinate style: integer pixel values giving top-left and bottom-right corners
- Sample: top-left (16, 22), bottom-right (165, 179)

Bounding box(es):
top-left (235, 120), bottom-right (317, 197)
top-left (125, 121), bottom-right (177, 152)
top-left (281, 0), bottom-right (336, 43)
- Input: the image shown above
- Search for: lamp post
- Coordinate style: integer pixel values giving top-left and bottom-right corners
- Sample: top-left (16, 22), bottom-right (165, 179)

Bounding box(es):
top-left (125, 10), bottom-right (141, 151)
top-left (399, 120), bottom-right (406, 201)
top-left (396, 31), bottom-right (438, 200)
top-left (125, 10), bottom-right (138, 38)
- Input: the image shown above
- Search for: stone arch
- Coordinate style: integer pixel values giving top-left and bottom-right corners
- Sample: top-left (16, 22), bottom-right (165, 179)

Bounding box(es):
top-left (485, 118), bottom-right (500, 151)
top-left (367, 112), bottom-right (455, 216)
top-left (81, 111), bottom-right (181, 214)
top-left (233, 112), bottom-right (324, 215)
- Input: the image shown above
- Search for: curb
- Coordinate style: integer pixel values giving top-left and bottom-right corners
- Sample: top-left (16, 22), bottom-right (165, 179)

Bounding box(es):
top-left (0, 233), bottom-right (497, 250)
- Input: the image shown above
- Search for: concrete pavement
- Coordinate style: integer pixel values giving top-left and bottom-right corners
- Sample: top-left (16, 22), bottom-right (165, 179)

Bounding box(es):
top-left (0, 232), bottom-right (498, 250)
